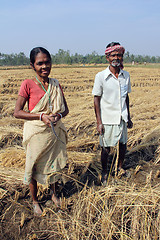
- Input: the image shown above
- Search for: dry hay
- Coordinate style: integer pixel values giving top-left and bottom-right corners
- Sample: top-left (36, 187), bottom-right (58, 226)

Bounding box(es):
top-left (155, 146), bottom-right (160, 165)
top-left (0, 65), bottom-right (160, 239)
top-left (0, 147), bottom-right (25, 168)
top-left (126, 126), bottom-right (160, 163)
top-left (0, 177), bottom-right (159, 239)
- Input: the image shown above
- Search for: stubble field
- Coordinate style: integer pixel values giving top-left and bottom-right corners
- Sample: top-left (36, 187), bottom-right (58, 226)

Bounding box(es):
top-left (0, 64), bottom-right (160, 239)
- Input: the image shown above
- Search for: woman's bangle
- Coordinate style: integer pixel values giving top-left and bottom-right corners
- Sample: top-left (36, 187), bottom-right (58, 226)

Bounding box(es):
top-left (58, 113), bottom-right (62, 119)
top-left (40, 113), bottom-right (44, 121)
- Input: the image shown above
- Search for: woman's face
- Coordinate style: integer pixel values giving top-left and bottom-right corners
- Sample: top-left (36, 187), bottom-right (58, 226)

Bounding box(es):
top-left (32, 52), bottom-right (52, 79)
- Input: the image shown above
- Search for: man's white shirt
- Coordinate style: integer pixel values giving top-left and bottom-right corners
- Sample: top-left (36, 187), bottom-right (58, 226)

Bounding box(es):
top-left (92, 66), bottom-right (131, 125)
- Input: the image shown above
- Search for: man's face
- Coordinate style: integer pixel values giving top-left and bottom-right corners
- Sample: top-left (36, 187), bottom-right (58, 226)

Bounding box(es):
top-left (106, 50), bottom-right (123, 68)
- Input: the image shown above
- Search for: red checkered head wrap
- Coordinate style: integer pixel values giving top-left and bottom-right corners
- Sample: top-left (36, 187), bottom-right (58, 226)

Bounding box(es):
top-left (105, 45), bottom-right (125, 56)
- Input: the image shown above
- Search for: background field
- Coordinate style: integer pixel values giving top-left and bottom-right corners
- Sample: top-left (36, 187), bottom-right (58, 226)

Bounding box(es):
top-left (0, 64), bottom-right (160, 239)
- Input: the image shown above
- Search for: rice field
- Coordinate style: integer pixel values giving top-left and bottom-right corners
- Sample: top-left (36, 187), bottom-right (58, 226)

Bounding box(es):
top-left (0, 64), bottom-right (160, 239)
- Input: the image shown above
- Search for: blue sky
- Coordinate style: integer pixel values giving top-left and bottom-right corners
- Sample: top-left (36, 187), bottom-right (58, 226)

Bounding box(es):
top-left (0, 0), bottom-right (160, 57)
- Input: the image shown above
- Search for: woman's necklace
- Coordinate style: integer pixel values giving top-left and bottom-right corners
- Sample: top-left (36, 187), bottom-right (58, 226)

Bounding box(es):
top-left (36, 76), bottom-right (52, 111)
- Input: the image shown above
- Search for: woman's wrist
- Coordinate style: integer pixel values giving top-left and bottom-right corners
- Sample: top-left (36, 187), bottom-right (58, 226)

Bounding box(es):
top-left (57, 113), bottom-right (62, 119)
top-left (40, 113), bottom-right (44, 121)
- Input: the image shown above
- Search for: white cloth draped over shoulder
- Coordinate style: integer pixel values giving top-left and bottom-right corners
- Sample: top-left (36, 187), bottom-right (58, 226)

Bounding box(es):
top-left (23, 78), bottom-right (68, 185)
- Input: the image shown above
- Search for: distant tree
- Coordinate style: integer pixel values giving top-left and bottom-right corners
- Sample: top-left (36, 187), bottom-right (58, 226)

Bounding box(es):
top-left (151, 56), bottom-right (156, 63)
top-left (130, 54), bottom-right (135, 62)
top-left (0, 52), bottom-right (29, 66)
top-left (0, 50), bottom-right (160, 66)
top-left (124, 51), bottom-right (131, 63)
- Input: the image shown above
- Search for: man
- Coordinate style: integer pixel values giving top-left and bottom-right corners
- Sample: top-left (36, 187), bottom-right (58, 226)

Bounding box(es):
top-left (92, 42), bottom-right (133, 183)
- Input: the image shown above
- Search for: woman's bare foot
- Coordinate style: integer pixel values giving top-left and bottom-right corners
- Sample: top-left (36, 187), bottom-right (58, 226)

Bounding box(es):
top-left (117, 168), bottom-right (130, 178)
top-left (33, 201), bottom-right (43, 216)
top-left (51, 193), bottom-right (61, 208)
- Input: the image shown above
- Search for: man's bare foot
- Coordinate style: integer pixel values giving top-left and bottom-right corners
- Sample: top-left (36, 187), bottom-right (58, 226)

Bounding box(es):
top-left (51, 193), bottom-right (61, 208)
top-left (117, 168), bottom-right (126, 177)
top-left (101, 171), bottom-right (108, 185)
top-left (117, 168), bottom-right (130, 178)
top-left (33, 201), bottom-right (43, 216)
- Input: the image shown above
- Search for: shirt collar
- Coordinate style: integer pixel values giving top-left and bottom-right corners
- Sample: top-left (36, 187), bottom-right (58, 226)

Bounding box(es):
top-left (104, 66), bottom-right (125, 79)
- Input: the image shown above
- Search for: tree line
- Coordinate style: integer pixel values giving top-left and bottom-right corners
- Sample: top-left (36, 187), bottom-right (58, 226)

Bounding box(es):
top-left (0, 49), bottom-right (160, 66)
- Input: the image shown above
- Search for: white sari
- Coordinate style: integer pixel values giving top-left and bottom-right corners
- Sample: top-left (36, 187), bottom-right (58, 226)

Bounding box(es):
top-left (23, 78), bottom-right (68, 185)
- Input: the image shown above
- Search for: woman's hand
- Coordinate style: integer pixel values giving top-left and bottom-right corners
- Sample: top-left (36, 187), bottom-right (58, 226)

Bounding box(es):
top-left (50, 113), bottom-right (61, 125)
top-left (41, 113), bottom-right (61, 127)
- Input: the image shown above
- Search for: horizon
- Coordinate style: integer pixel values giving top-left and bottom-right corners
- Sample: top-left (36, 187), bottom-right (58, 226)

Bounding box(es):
top-left (0, 49), bottom-right (160, 58)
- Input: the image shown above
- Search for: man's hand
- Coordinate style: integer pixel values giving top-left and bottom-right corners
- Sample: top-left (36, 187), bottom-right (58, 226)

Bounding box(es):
top-left (97, 123), bottom-right (104, 135)
top-left (127, 119), bottom-right (133, 129)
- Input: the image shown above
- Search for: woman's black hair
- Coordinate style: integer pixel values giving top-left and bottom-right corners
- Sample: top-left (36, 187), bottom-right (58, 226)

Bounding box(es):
top-left (106, 42), bottom-right (120, 48)
top-left (30, 47), bottom-right (52, 65)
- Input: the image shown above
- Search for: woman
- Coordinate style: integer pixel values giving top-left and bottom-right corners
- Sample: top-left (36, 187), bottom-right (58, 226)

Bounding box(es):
top-left (14, 47), bottom-right (69, 215)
